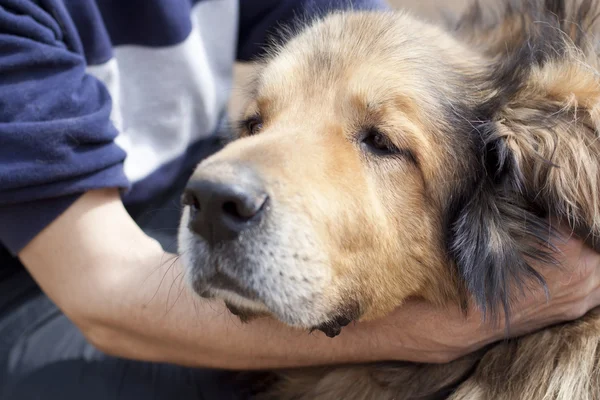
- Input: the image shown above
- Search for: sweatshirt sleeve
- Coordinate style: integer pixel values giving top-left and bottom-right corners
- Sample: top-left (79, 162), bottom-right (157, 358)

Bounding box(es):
top-left (236, 0), bottom-right (391, 62)
top-left (0, 0), bottom-right (129, 255)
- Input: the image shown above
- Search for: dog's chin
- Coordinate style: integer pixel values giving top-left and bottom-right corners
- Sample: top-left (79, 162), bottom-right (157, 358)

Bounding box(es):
top-left (211, 288), bottom-right (360, 338)
top-left (191, 272), bottom-right (359, 337)
top-left (189, 267), bottom-right (360, 337)
top-left (216, 294), bottom-right (359, 338)
top-left (178, 210), bottom-right (358, 336)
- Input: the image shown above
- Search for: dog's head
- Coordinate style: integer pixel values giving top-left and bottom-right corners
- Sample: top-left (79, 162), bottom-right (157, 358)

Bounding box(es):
top-left (178, 3), bottom-right (600, 336)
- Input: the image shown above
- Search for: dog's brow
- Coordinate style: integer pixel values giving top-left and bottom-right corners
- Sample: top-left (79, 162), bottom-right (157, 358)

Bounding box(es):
top-left (344, 92), bottom-right (392, 126)
top-left (347, 93), bottom-right (372, 112)
top-left (256, 97), bottom-right (271, 115)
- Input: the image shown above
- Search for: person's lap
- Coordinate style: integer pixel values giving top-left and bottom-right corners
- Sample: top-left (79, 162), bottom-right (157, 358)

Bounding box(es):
top-left (0, 137), bottom-right (247, 399)
top-left (0, 274), bottom-right (244, 400)
top-left (0, 246), bottom-right (245, 400)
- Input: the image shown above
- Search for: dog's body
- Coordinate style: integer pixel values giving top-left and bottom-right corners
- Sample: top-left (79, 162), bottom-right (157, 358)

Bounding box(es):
top-left (178, 0), bottom-right (600, 398)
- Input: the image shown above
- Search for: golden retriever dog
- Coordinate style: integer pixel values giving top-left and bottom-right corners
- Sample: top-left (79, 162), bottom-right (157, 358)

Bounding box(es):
top-left (178, 0), bottom-right (600, 398)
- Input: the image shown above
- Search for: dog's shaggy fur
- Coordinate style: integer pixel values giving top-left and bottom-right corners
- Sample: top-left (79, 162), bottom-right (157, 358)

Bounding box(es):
top-left (179, 0), bottom-right (600, 398)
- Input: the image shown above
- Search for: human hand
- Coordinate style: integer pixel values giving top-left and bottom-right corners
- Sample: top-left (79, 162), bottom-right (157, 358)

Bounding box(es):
top-left (360, 226), bottom-right (600, 364)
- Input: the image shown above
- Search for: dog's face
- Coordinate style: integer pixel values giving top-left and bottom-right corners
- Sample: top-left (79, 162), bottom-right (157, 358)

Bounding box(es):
top-left (178, 11), bottom-right (485, 333)
top-left (179, 7), bottom-right (600, 335)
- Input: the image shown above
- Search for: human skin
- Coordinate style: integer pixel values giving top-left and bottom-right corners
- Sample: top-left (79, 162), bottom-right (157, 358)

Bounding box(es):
top-left (17, 188), bottom-right (600, 369)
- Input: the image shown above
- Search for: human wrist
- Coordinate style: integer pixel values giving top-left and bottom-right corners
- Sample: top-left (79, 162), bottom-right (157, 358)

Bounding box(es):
top-left (350, 302), bottom-right (478, 364)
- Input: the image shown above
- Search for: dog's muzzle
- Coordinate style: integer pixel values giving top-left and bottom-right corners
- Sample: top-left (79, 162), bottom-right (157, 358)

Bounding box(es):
top-left (180, 161), bottom-right (338, 329)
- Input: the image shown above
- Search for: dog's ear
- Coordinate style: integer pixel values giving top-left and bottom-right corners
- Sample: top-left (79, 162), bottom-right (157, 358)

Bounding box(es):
top-left (445, 32), bottom-right (557, 324)
top-left (446, 0), bottom-right (600, 325)
top-left (449, 64), bottom-right (600, 324)
top-left (447, 128), bottom-right (554, 325)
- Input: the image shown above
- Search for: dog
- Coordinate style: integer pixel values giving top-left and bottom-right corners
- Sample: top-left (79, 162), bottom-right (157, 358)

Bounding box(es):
top-left (177, 0), bottom-right (600, 398)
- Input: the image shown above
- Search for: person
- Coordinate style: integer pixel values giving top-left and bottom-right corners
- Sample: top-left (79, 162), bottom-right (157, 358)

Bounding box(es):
top-left (0, 0), bottom-right (599, 398)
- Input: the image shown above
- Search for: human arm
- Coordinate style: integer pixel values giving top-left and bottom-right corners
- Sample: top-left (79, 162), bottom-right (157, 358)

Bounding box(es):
top-left (18, 188), bottom-right (600, 368)
top-left (18, 187), bottom-right (399, 369)
top-left (0, 0), bottom-right (129, 255)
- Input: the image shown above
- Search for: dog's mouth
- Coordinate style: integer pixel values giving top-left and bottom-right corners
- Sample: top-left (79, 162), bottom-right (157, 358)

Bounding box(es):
top-left (209, 271), bottom-right (258, 300)
top-left (193, 269), bottom-right (271, 311)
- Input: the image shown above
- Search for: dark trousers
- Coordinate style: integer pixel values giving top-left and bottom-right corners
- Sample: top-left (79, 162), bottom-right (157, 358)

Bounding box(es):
top-left (0, 139), bottom-right (248, 399)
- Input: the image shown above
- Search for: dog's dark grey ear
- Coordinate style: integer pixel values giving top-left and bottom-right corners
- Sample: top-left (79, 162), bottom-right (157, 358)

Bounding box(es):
top-left (447, 134), bottom-right (554, 325)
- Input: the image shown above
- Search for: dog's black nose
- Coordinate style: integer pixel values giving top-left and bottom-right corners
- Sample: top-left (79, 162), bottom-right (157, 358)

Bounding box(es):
top-left (182, 166), bottom-right (268, 245)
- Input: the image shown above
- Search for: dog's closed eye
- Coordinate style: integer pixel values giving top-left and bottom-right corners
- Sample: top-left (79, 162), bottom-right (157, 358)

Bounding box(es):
top-left (239, 115), bottom-right (263, 136)
top-left (360, 128), bottom-right (417, 163)
top-left (360, 128), bottom-right (396, 155)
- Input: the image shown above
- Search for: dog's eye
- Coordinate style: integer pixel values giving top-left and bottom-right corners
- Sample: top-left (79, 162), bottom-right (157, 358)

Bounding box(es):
top-left (244, 116), bottom-right (263, 135)
top-left (361, 129), bottom-right (398, 155)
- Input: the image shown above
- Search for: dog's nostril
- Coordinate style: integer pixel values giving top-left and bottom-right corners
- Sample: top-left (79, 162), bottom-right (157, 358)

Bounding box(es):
top-left (182, 190), bottom-right (201, 210)
top-left (222, 201), bottom-right (240, 218)
top-left (222, 195), bottom-right (268, 221)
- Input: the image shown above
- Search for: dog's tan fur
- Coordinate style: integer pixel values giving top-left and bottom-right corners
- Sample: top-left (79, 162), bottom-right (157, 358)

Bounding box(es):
top-left (229, 11), bottom-right (483, 320)
top-left (183, 0), bottom-right (600, 398)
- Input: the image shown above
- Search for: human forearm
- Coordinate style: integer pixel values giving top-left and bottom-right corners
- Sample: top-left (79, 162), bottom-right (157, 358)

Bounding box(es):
top-left (19, 189), bottom-right (600, 369)
top-left (16, 189), bottom-right (399, 369)
top-left (89, 253), bottom-right (494, 368)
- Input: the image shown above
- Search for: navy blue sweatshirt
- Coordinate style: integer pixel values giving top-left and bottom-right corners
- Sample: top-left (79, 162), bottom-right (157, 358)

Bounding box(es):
top-left (0, 0), bottom-right (388, 262)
